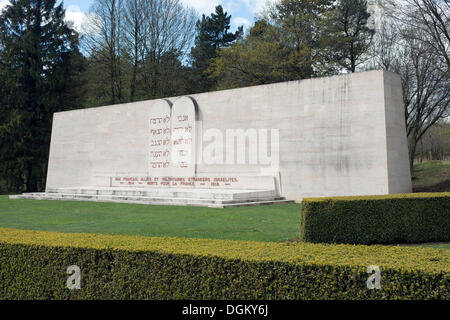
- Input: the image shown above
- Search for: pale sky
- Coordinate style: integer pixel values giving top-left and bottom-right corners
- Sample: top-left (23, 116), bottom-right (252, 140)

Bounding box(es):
top-left (0, 0), bottom-right (274, 33)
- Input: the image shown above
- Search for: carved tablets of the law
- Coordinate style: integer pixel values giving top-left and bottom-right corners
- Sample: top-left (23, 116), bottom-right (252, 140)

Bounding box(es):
top-left (149, 99), bottom-right (172, 176)
top-left (171, 97), bottom-right (197, 177)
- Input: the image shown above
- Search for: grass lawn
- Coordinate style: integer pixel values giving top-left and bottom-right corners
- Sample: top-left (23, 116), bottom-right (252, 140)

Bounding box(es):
top-left (1, 195), bottom-right (448, 250)
top-left (1, 160), bottom-right (449, 250)
top-left (0, 195), bottom-right (301, 242)
top-left (412, 160), bottom-right (450, 192)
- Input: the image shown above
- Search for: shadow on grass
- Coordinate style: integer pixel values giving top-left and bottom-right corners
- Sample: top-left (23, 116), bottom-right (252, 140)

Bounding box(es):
top-left (413, 179), bottom-right (450, 192)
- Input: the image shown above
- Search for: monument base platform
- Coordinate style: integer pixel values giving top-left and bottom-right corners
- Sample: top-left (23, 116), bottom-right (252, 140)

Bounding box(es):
top-left (9, 187), bottom-right (293, 208)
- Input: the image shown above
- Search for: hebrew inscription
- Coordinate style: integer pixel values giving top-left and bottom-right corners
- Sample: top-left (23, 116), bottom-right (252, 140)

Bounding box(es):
top-left (148, 97), bottom-right (196, 177)
top-left (149, 100), bottom-right (172, 175)
top-left (170, 97), bottom-right (196, 177)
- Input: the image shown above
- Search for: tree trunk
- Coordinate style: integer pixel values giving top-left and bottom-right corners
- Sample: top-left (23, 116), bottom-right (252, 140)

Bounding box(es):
top-left (409, 138), bottom-right (418, 176)
top-left (26, 164), bottom-right (37, 192)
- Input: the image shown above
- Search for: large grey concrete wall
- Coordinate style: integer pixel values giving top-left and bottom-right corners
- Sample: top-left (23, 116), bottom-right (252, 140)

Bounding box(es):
top-left (383, 72), bottom-right (412, 194)
top-left (46, 70), bottom-right (412, 201)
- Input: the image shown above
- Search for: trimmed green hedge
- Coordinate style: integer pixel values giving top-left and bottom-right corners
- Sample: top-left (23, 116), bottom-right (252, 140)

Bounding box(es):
top-left (300, 193), bottom-right (450, 245)
top-left (0, 228), bottom-right (448, 299)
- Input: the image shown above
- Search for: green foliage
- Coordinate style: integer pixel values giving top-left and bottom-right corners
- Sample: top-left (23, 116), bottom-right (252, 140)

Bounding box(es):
top-left (209, 0), bottom-right (332, 89)
top-left (321, 0), bottom-right (374, 72)
top-left (271, 0), bottom-right (334, 78)
top-left (84, 49), bottom-right (190, 108)
top-left (0, 0), bottom-right (85, 193)
top-left (0, 227), bottom-right (448, 299)
top-left (209, 0), bottom-right (376, 89)
top-left (189, 5), bottom-right (242, 93)
top-left (300, 193), bottom-right (450, 245)
top-left (209, 20), bottom-right (296, 89)
top-left (140, 51), bottom-right (192, 100)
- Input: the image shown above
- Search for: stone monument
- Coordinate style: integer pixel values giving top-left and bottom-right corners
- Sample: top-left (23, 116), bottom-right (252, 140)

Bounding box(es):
top-left (11, 70), bottom-right (412, 208)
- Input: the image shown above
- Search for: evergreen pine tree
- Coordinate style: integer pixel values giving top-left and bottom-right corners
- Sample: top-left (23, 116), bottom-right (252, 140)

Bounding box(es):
top-left (0, 0), bottom-right (85, 192)
top-left (323, 0), bottom-right (374, 72)
top-left (190, 5), bottom-right (242, 93)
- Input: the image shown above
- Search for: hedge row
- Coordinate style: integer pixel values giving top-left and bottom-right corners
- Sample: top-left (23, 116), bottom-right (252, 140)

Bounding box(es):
top-left (0, 228), bottom-right (448, 299)
top-left (300, 193), bottom-right (450, 245)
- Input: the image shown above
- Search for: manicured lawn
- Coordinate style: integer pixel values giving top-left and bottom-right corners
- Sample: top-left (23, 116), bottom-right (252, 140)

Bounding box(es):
top-left (0, 195), bottom-right (301, 242)
top-left (1, 194), bottom-right (448, 250)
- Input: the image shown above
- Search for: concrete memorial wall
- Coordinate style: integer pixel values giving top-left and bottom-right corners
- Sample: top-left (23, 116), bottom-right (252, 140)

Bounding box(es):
top-left (44, 70), bottom-right (412, 202)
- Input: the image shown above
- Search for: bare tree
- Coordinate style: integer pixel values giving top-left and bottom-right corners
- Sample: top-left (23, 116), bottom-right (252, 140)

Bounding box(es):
top-left (416, 121), bottom-right (450, 162)
top-left (123, 0), bottom-right (147, 102)
top-left (140, 0), bottom-right (196, 95)
top-left (403, 35), bottom-right (449, 171)
top-left (142, 0), bottom-right (196, 61)
top-left (84, 0), bottom-right (196, 102)
top-left (370, 0), bottom-right (450, 172)
top-left (399, 0), bottom-right (449, 71)
top-left (84, 0), bottom-right (126, 105)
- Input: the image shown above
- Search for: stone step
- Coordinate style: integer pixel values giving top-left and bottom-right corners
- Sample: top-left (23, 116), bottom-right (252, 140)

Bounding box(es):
top-left (46, 187), bottom-right (277, 201)
top-left (212, 199), bottom-right (295, 208)
top-left (13, 192), bottom-right (283, 204)
top-left (9, 193), bottom-right (294, 208)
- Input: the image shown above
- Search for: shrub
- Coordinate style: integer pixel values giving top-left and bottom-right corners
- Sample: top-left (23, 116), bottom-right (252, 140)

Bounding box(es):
top-left (300, 193), bottom-right (450, 245)
top-left (0, 227), bottom-right (448, 299)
